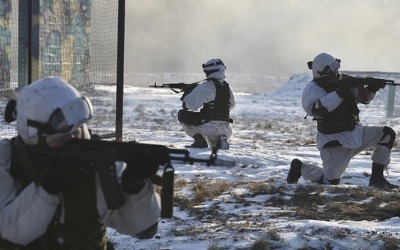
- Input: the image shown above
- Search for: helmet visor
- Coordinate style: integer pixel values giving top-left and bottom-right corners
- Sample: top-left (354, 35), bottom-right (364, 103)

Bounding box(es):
top-left (202, 59), bottom-right (226, 69)
top-left (49, 96), bottom-right (93, 134)
top-left (318, 59), bottom-right (341, 77)
top-left (28, 96), bottom-right (93, 135)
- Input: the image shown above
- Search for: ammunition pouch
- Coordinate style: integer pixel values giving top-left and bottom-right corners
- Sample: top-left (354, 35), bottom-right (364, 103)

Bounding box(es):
top-left (178, 109), bottom-right (204, 126)
top-left (317, 118), bottom-right (358, 134)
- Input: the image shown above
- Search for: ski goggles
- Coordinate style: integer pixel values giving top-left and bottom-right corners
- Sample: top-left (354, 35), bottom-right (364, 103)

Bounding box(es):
top-left (28, 96), bottom-right (93, 135)
top-left (318, 58), bottom-right (341, 77)
top-left (202, 59), bottom-right (226, 69)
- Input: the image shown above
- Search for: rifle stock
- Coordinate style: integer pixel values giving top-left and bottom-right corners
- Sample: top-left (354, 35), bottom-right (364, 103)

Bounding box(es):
top-left (43, 138), bottom-right (234, 217)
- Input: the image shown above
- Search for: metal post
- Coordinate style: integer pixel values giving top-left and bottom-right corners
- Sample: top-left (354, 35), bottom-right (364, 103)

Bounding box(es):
top-left (115, 0), bottom-right (125, 142)
top-left (30, 0), bottom-right (40, 82)
top-left (18, 0), bottom-right (29, 87)
top-left (387, 85), bottom-right (396, 118)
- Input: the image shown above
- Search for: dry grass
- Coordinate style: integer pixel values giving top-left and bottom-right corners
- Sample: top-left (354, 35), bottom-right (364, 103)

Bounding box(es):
top-left (170, 178), bottom-right (400, 249)
top-left (174, 178), bottom-right (400, 221)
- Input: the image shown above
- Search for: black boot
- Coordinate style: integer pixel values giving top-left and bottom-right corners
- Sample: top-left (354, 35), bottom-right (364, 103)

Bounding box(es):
top-left (190, 134), bottom-right (208, 148)
top-left (287, 159), bottom-right (303, 184)
top-left (369, 163), bottom-right (399, 190)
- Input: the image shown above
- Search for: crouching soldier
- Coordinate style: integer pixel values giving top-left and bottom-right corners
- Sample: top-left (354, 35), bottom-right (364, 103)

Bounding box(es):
top-left (178, 58), bottom-right (236, 150)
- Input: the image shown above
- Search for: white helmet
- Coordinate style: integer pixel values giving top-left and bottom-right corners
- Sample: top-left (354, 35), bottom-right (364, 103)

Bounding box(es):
top-left (202, 58), bottom-right (226, 80)
top-left (16, 76), bottom-right (93, 145)
top-left (310, 53), bottom-right (341, 79)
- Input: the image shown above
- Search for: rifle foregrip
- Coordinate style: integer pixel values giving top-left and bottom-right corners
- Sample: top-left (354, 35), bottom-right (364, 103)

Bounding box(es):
top-left (161, 165), bottom-right (174, 218)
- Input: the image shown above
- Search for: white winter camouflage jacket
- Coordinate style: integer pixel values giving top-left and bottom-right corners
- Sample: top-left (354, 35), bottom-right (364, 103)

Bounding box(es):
top-left (0, 127), bottom-right (160, 246)
top-left (302, 79), bottom-right (376, 150)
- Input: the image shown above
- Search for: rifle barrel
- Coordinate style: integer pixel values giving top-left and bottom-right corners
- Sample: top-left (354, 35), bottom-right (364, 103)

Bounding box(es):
top-left (342, 76), bottom-right (400, 87)
top-left (149, 82), bottom-right (160, 88)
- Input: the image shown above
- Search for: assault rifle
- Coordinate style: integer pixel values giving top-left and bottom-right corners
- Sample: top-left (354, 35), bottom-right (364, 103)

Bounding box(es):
top-left (341, 74), bottom-right (400, 87)
top-left (39, 138), bottom-right (234, 218)
top-left (149, 82), bottom-right (199, 93)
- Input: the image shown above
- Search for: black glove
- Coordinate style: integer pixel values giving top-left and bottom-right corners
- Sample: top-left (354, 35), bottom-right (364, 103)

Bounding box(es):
top-left (335, 83), bottom-right (352, 99)
top-left (366, 78), bottom-right (386, 92)
top-left (121, 152), bottom-right (160, 194)
top-left (12, 137), bottom-right (84, 195)
top-left (37, 158), bottom-right (83, 195)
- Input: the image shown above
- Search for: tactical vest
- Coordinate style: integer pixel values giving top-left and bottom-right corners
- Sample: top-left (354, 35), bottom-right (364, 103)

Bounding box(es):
top-left (201, 79), bottom-right (231, 122)
top-left (2, 136), bottom-right (111, 250)
top-left (314, 80), bottom-right (359, 134)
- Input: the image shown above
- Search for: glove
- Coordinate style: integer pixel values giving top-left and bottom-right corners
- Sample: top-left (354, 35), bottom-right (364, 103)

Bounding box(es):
top-left (335, 83), bottom-right (352, 99)
top-left (121, 152), bottom-right (160, 194)
top-left (17, 144), bottom-right (84, 195)
top-left (38, 158), bottom-right (84, 195)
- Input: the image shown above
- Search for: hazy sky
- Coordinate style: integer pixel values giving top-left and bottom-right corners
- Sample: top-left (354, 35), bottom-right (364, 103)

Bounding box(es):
top-left (124, 0), bottom-right (400, 78)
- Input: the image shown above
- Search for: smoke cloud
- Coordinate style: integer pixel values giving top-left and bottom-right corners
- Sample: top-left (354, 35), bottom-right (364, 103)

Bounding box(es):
top-left (124, 0), bottom-right (400, 79)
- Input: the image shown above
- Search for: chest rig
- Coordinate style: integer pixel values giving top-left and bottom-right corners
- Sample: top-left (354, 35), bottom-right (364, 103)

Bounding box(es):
top-left (314, 80), bottom-right (359, 134)
top-left (202, 79), bottom-right (231, 122)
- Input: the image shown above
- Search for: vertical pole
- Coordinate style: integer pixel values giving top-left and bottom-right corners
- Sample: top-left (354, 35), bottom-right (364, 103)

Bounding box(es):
top-left (0, 0), bottom-right (12, 89)
top-left (18, 0), bottom-right (29, 87)
top-left (19, 0), bottom-right (39, 85)
top-left (387, 85), bottom-right (395, 118)
top-left (30, 0), bottom-right (40, 82)
top-left (115, 0), bottom-right (125, 142)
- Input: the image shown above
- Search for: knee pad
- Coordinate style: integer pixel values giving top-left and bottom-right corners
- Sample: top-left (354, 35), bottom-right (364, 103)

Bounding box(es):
top-left (379, 126), bottom-right (396, 149)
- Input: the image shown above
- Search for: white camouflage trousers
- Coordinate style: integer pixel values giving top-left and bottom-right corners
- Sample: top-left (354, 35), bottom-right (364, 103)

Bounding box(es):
top-left (181, 120), bottom-right (232, 147)
top-left (301, 126), bottom-right (393, 184)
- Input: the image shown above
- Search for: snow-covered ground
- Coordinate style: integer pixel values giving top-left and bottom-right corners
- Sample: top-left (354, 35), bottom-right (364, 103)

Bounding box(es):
top-left (105, 72), bottom-right (400, 249)
top-left (2, 71), bottom-right (400, 249)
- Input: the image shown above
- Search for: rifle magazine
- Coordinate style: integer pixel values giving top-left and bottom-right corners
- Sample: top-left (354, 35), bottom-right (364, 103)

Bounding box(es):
top-left (160, 164), bottom-right (175, 218)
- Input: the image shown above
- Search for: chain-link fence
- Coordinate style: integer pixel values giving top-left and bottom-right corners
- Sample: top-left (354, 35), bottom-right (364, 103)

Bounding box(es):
top-left (0, 0), bottom-right (123, 139)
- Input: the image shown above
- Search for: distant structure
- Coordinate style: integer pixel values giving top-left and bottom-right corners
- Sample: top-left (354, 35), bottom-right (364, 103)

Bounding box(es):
top-left (39, 0), bottom-right (91, 85)
top-left (0, 0), bottom-right (125, 141)
top-left (0, 0), bottom-right (11, 88)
